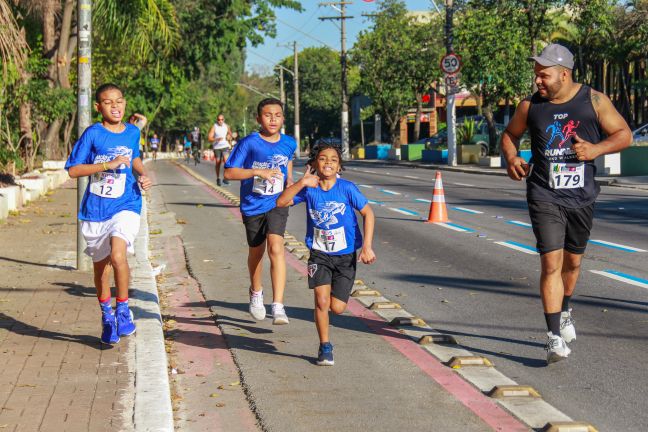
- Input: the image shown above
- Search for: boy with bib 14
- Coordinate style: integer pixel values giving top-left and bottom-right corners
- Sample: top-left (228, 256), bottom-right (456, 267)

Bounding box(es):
top-left (224, 98), bottom-right (295, 324)
top-left (66, 83), bottom-right (152, 344)
top-left (277, 144), bottom-right (376, 365)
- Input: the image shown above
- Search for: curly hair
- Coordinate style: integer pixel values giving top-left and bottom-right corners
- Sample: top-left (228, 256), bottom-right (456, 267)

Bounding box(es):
top-left (307, 143), bottom-right (345, 172)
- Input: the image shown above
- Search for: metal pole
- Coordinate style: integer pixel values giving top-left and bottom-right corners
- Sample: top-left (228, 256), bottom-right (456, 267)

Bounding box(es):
top-left (293, 41), bottom-right (300, 159)
top-left (341, 2), bottom-right (350, 160)
top-left (445, 0), bottom-right (457, 167)
top-left (279, 67), bottom-right (286, 135)
top-left (76, 0), bottom-right (92, 271)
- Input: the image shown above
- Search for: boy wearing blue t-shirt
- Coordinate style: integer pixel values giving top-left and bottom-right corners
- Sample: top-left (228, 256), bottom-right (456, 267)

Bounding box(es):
top-left (224, 98), bottom-right (296, 325)
top-left (66, 83), bottom-right (152, 345)
top-left (277, 144), bottom-right (376, 366)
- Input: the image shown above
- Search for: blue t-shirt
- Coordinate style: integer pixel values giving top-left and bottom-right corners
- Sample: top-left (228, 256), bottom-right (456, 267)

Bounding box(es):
top-left (225, 132), bottom-right (296, 216)
top-left (65, 122), bottom-right (142, 222)
top-left (293, 178), bottom-right (368, 255)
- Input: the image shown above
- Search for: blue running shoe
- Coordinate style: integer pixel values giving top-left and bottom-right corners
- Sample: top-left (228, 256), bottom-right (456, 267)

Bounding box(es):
top-left (116, 303), bottom-right (136, 337)
top-left (316, 342), bottom-right (334, 366)
top-left (101, 311), bottom-right (120, 344)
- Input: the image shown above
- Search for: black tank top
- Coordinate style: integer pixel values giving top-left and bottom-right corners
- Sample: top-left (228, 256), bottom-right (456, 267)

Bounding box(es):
top-left (526, 85), bottom-right (602, 208)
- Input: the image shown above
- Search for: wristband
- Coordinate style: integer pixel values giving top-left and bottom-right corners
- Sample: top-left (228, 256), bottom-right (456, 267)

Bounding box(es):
top-left (102, 162), bottom-right (108, 171)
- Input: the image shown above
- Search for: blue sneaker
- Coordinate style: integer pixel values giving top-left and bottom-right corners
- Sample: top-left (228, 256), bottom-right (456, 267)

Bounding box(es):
top-left (101, 311), bottom-right (120, 344)
top-left (316, 342), bottom-right (334, 366)
top-left (116, 303), bottom-right (136, 337)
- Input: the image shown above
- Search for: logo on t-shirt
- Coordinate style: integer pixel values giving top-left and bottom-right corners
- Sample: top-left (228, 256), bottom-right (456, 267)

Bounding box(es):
top-left (93, 146), bottom-right (133, 165)
top-left (309, 201), bottom-right (346, 229)
top-left (545, 114), bottom-right (580, 149)
top-left (251, 154), bottom-right (290, 170)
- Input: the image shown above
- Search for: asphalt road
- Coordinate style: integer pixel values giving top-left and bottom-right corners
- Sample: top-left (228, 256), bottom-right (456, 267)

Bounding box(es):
top-left (186, 157), bottom-right (648, 431)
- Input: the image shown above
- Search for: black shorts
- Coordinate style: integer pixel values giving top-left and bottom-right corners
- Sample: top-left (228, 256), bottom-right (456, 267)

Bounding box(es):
top-left (527, 200), bottom-right (594, 255)
top-left (307, 250), bottom-right (357, 303)
top-left (242, 206), bottom-right (289, 247)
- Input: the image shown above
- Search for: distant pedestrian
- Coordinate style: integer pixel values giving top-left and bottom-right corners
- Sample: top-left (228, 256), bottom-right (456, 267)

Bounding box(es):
top-left (224, 98), bottom-right (295, 325)
top-left (65, 83), bottom-right (152, 345)
top-left (208, 114), bottom-right (232, 186)
top-left (277, 143), bottom-right (376, 366)
top-left (501, 44), bottom-right (632, 364)
top-left (149, 133), bottom-right (160, 161)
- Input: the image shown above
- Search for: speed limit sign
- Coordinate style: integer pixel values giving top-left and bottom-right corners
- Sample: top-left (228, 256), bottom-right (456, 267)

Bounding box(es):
top-left (440, 53), bottom-right (462, 74)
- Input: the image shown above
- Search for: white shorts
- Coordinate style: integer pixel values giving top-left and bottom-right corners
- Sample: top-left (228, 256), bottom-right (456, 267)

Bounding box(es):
top-left (81, 210), bottom-right (141, 262)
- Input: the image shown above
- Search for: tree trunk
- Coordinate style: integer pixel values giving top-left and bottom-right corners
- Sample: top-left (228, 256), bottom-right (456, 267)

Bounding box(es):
top-left (56, 0), bottom-right (75, 89)
top-left (482, 102), bottom-right (498, 155)
top-left (413, 92), bottom-right (423, 143)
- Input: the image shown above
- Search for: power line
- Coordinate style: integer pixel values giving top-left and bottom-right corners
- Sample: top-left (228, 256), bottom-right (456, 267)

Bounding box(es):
top-left (275, 17), bottom-right (337, 50)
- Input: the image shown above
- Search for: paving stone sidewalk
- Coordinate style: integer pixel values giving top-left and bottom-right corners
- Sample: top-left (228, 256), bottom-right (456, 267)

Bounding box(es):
top-left (0, 181), bottom-right (134, 432)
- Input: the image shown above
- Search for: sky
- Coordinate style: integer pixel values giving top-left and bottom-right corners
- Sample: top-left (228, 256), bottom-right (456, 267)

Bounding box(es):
top-left (245, 0), bottom-right (442, 75)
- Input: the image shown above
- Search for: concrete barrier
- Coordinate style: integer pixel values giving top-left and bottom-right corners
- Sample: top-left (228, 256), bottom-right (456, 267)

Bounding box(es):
top-left (0, 186), bottom-right (21, 211)
top-left (42, 160), bottom-right (67, 170)
top-left (0, 192), bottom-right (9, 219)
top-left (16, 174), bottom-right (48, 202)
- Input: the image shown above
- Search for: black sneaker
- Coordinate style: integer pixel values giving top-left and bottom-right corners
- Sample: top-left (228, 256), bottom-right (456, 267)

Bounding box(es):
top-left (216, 178), bottom-right (222, 186)
top-left (223, 179), bottom-right (230, 185)
top-left (316, 342), bottom-right (334, 366)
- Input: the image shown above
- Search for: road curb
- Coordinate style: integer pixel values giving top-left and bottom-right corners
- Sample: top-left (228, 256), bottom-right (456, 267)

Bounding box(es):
top-left (130, 195), bottom-right (174, 431)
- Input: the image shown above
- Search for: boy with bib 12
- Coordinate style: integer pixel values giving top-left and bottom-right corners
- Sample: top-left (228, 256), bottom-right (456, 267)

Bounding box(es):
top-left (224, 98), bottom-right (295, 325)
top-left (277, 144), bottom-right (376, 365)
top-left (65, 83), bottom-right (152, 344)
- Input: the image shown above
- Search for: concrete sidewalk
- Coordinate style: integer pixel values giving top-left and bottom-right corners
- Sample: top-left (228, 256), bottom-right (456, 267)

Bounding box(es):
top-left (0, 175), bottom-right (172, 431)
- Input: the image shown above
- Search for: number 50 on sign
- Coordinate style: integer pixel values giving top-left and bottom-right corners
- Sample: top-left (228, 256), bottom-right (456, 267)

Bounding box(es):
top-left (440, 53), bottom-right (462, 74)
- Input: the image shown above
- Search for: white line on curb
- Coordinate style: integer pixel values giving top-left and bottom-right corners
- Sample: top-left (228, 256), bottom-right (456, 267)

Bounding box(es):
top-left (131, 197), bottom-right (174, 431)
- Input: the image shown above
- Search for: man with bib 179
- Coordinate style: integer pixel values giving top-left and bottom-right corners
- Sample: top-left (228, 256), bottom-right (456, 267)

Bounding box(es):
top-left (501, 44), bottom-right (632, 364)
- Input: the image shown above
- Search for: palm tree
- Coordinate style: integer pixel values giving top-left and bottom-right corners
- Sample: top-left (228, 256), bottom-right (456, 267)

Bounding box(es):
top-left (0, 0), bottom-right (28, 79)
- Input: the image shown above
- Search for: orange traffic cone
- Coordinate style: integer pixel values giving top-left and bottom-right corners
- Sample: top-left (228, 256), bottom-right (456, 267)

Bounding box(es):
top-left (425, 171), bottom-right (449, 223)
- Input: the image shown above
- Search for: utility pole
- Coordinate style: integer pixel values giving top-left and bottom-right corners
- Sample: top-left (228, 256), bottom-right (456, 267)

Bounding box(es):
top-left (278, 66), bottom-right (286, 134)
top-left (320, 1), bottom-right (353, 160)
top-left (293, 42), bottom-right (300, 158)
top-left (445, 0), bottom-right (458, 167)
top-left (76, 0), bottom-right (92, 271)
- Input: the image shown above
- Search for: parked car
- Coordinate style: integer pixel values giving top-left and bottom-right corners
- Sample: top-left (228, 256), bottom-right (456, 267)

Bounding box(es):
top-left (415, 120), bottom-right (530, 157)
top-left (632, 123), bottom-right (648, 144)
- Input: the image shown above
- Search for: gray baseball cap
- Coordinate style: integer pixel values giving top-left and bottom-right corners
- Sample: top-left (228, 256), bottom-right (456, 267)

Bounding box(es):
top-left (528, 43), bottom-right (574, 69)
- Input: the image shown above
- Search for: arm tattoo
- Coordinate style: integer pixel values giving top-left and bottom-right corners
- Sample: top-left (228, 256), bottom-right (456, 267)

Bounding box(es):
top-left (592, 92), bottom-right (601, 107)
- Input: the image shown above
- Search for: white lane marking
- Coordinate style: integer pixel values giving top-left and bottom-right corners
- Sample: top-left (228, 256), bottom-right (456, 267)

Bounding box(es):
top-left (452, 207), bottom-right (483, 214)
top-left (415, 198), bottom-right (432, 203)
top-left (590, 270), bottom-right (648, 289)
top-left (389, 207), bottom-right (419, 216)
top-left (508, 220), bottom-right (532, 228)
top-left (589, 240), bottom-right (646, 253)
top-left (495, 241), bottom-right (539, 255)
top-left (404, 175), bottom-right (419, 179)
top-left (452, 182), bottom-right (475, 187)
top-left (380, 189), bottom-right (401, 195)
top-left (359, 184), bottom-right (373, 189)
top-left (368, 200), bottom-right (385, 205)
top-left (361, 170), bottom-right (378, 174)
top-left (293, 171), bottom-right (303, 175)
top-left (434, 222), bottom-right (473, 233)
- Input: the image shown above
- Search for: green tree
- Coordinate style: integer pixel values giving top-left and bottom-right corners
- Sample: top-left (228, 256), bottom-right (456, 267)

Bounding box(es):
top-left (279, 47), bottom-right (351, 141)
top-left (455, 3), bottom-right (532, 152)
top-left (351, 0), bottom-right (426, 145)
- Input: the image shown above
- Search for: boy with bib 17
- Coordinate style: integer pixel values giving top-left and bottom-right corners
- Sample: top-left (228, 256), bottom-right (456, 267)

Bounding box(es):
top-left (277, 144), bottom-right (376, 365)
top-left (66, 83), bottom-right (152, 344)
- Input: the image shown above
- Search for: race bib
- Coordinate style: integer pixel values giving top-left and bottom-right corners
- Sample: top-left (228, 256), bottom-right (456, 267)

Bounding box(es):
top-left (312, 227), bottom-right (347, 253)
top-left (252, 173), bottom-right (284, 195)
top-left (549, 162), bottom-right (585, 189)
top-left (89, 171), bottom-right (126, 198)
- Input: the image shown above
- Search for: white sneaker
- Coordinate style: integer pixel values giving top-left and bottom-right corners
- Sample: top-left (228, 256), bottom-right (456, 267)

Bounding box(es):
top-left (545, 332), bottom-right (571, 364)
top-left (272, 303), bottom-right (290, 325)
top-left (249, 289), bottom-right (266, 321)
top-left (560, 308), bottom-right (576, 343)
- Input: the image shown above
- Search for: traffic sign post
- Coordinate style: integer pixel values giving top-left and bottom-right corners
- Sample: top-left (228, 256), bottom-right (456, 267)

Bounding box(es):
top-left (440, 53), bottom-right (462, 75)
